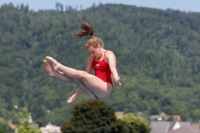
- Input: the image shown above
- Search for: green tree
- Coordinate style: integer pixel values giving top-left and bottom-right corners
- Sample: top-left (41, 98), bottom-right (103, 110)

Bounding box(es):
top-left (121, 113), bottom-right (151, 133)
top-left (16, 107), bottom-right (41, 133)
top-left (61, 100), bottom-right (128, 133)
top-left (0, 127), bottom-right (6, 133)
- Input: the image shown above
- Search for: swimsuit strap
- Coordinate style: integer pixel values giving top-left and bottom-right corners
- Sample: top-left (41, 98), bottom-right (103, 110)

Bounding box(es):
top-left (103, 50), bottom-right (107, 60)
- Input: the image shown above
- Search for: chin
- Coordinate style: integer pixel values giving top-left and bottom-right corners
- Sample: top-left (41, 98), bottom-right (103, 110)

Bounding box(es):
top-left (96, 55), bottom-right (101, 58)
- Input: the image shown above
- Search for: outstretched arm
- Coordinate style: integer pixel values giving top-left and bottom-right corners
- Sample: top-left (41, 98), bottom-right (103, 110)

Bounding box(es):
top-left (107, 51), bottom-right (121, 86)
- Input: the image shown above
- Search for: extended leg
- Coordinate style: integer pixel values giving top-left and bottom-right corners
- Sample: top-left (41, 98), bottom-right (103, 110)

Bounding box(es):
top-left (44, 59), bottom-right (99, 99)
top-left (46, 56), bottom-right (113, 99)
top-left (51, 71), bottom-right (98, 99)
top-left (54, 71), bottom-right (74, 82)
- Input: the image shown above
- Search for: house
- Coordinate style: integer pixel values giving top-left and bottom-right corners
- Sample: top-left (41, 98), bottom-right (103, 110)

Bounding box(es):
top-left (169, 115), bottom-right (181, 121)
top-left (115, 111), bottom-right (124, 119)
top-left (167, 124), bottom-right (200, 133)
top-left (150, 121), bottom-right (191, 133)
top-left (40, 123), bottom-right (61, 133)
top-left (150, 115), bottom-right (163, 121)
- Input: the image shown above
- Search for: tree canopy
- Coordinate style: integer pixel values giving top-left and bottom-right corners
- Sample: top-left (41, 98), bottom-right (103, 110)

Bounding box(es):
top-left (16, 107), bottom-right (41, 133)
top-left (121, 113), bottom-right (151, 133)
top-left (61, 100), bottom-right (128, 133)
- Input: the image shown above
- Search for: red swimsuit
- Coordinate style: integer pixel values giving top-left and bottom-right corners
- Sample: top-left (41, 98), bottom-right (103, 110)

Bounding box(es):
top-left (92, 51), bottom-right (113, 86)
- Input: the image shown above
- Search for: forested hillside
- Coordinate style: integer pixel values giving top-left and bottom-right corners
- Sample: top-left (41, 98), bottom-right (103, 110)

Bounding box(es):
top-left (0, 3), bottom-right (200, 130)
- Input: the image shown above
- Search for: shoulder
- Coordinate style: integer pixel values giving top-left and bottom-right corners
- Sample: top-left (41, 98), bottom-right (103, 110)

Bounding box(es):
top-left (105, 50), bottom-right (116, 63)
top-left (87, 55), bottom-right (95, 63)
top-left (105, 50), bottom-right (115, 59)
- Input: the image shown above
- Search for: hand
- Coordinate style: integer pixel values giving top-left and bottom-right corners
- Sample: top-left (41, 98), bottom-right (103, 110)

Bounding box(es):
top-left (114, 76), bottom-right (121, 86)
top-left (67, 93), bottom-right (79, 103)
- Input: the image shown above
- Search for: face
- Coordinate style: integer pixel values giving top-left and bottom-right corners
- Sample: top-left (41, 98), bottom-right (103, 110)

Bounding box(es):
top-left (87, 45), bottom-right (101, 58)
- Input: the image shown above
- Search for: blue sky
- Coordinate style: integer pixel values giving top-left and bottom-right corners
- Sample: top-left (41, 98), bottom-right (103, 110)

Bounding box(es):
top-left (0, 0), bottom-right (200, 13)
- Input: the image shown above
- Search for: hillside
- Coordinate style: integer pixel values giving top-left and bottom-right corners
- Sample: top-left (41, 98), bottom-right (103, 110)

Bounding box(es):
top-left (0, 3), bottom-right (200, 129)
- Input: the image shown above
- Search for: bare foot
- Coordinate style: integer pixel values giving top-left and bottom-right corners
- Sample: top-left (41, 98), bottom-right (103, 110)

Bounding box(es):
top-left (43, 60), bottom-right (54, 76)
top-left (45, 56), bottom-right (61, 71)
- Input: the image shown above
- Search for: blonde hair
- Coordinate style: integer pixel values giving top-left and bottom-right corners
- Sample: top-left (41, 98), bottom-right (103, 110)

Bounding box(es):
top-left (73, 22), bottom-right (104, 49)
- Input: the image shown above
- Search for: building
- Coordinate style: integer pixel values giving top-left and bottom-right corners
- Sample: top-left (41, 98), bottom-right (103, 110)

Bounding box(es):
top-left (166, 124), bottom-right (200, 133)
top-left (40, 123), bottom-right (61, 133)
top-left (115, 111), bottom-right (124, 119)
top-left (151, 121), bottom-right (200, 133)
top-left (150, 115), bottom-right (163, 121)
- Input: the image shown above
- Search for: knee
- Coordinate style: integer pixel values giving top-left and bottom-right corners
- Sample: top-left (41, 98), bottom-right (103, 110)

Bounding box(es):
top-left (74, 79), bottom-right (80, 84)
top-left (78, 71), bottom-right (88, 78)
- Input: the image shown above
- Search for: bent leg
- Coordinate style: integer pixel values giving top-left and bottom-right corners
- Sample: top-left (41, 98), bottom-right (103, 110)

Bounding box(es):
top-left (74, 79), bottom-right (98, 100)
top-left (79, 72), bottom-right (113, 99)
top-left (46, 56), bottom-right (113, 99)
top-left (46, 56), bottom-right (87, 79)
top-left (57, 65), bottom-right (112, 99)
top-left (54, 71), bottom-right (74, 82)
top-left (60, 68), bottom-right (112, 99)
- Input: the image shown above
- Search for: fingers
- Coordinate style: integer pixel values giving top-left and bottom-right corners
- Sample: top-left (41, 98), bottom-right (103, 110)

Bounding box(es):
top-left (67, 96), bottom-right (75, 103)
top-left (67, 94), bottom-right (77, 103)
top-left (115, 76), bottom-right (121, 86)
top-left (67, 97), bottom-right (74, 103)
top-left (67, 99), bottom-right (72, 103)
top-left (118, 77), bottom-right (121, 85)
top-left (115, 80), bottom-right (121, 85)
top-left (116, 80), bottom-right (121, 86)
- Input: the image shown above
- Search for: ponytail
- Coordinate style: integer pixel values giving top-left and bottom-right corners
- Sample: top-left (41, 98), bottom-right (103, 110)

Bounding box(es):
top-left (73, 22), bottom-right (104, 49)
top-left (73, 22), bottom-right (94, 39)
